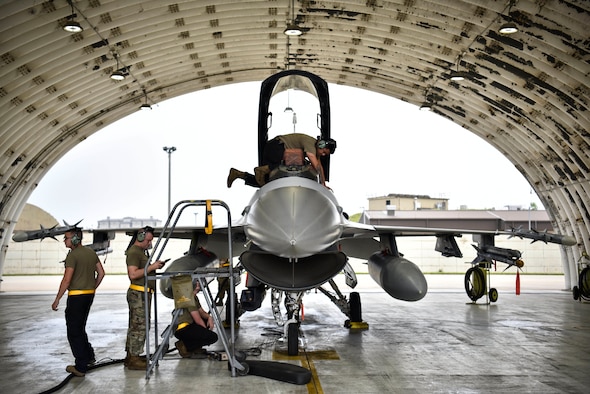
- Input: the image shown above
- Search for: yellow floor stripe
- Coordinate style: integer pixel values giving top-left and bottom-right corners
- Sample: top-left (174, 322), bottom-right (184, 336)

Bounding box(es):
top-left (302, 355), bottom-right (322, 394)
top-left (273, 350), bottom-right (339, 394)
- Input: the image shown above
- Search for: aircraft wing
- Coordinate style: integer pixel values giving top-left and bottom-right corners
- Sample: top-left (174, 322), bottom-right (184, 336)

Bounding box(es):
top-left (342, 220), bottom-right (578, 240)
top-left (338, 220), bottom-right (576, 261)
top-left (110, 224), bottom-right (249, 260)
top-left (160, 224), bottom-right (249, 259)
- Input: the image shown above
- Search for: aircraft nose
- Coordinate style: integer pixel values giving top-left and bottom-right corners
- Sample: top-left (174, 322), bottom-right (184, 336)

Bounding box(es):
top-left (244, 178), bottom-right (343, 258)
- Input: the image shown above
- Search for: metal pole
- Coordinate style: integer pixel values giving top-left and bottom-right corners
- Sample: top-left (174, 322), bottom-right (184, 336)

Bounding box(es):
top-left (529, 187), bottom-right (533, 230)
top-left (167, 151), bottom-right (171, 213)
top-left (162, 146), bottom-right (176, 214)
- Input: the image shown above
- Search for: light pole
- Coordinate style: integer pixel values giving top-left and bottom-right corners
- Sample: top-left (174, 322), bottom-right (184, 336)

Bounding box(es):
top-left (163, 146), bottom-right (176, 215)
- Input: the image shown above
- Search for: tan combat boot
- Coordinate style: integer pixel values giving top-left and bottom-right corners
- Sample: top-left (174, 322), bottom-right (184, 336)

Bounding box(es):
top-left (126, 355), bottom-right (147, 370)
top-left (227, 168), bottom-right (245, 188)
top-left (123, 351), bottom-right (145, 367)
top-left (254, 165), bottom-right (270, 186)
top-left (175, 341), bottom-right (192, 358)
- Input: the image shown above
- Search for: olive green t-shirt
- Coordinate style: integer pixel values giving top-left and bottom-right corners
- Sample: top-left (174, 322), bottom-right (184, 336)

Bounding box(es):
top-left (278, 133), bottom-right (316, 154)
top-left (126, 244), bottom-right (155, 289)
top-left (65, 245), bottom-right (99, 290)
top-left (177, 297), bottom-right (203, 326)
top-left (178, 297), bottom-right (201, 325)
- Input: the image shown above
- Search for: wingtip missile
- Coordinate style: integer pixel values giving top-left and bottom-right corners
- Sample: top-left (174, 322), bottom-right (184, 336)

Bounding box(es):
top-left (11, 219), bottom-right (84, 242)
top-left (507, 228), bottom-right (576, 246)
top-left (11, 231), bottom-right (32, 242)
top-left (63, 219), bottom-right (83, 228)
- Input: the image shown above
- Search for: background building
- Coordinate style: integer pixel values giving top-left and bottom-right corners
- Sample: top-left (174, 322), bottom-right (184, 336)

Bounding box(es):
top-left (97, 216), bottom-right (162, 229)
top-left (368, 194), bottom-right (449, 211)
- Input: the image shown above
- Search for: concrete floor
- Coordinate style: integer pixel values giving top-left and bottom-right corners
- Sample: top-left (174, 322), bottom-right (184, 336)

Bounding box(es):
top-left (1, 274), bottom-right (589, 393)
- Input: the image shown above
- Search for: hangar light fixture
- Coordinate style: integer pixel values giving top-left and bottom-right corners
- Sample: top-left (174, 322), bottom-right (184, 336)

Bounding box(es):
top-left (450, 71), bottom-right (467, 81)
top-left (419, 102), bottom-right (432, 111)
top-left (498, 1), bottom-right (519, 35)
top-left (284, 23), bottom-right (303, 36)
top-left (284, 0), bottom-right (302, 36)
top-left (140, 90), bottom-right (152, 110)
top-left (110, 70), bottom-right (125, 81)
top-left (449, 53), bottom-right (467, 81)
top-left (499, 22), bottom-right (518, 34)
top-left (63, 19), bottom-right (83, 33)
top-left (63, 1), bottom-right (83, 33)
top-left (110, 54), bottom-right (126, 81)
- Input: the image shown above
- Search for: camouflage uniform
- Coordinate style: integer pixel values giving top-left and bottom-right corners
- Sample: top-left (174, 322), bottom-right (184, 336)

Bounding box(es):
top-left (126, 288), bottom-right (151, 355)
top-left (125, 244), bottom-right (155, 357)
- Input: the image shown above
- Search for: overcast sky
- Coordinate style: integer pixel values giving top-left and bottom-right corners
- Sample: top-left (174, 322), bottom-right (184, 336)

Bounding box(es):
top-left (27, 82), bottom-right (542, 229)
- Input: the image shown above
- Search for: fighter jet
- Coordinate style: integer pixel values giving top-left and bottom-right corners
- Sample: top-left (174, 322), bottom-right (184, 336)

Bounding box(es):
top-left (141, 70), bottom-right (577, 357)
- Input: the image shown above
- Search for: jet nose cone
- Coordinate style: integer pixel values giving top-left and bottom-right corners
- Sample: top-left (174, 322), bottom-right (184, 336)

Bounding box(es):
top-left (244, 178), bottom-right (343, 258)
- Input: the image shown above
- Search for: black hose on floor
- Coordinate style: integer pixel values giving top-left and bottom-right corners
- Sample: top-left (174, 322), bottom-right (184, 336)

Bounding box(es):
top-left (37, 358), bottom-right (124, 394)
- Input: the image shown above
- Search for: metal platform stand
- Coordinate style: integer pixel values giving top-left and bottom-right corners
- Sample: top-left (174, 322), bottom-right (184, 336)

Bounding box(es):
top-left (139, 199), bottom-right (246, 379)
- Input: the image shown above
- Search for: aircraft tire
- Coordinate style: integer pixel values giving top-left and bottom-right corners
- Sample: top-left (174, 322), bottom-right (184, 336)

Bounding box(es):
top-left (224, 292), bottom-right (240, 328)
top-left (489, 288), bottom-right (499, 303)
top-left (573, 286), bottom-right (580, 300)
top-left (287, 322), bottom-right (299, 356)
top-left (237, 362), bottom-right (249, 376)
top-left (349, 292), bottom-right (362, 322)
top-left (465, 266), bottom-right (486, 301)
top-left (579, 267), bottom-right (590, 298)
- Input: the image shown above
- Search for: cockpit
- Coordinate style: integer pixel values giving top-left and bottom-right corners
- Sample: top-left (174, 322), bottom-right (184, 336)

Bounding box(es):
top-left (257, 70), bottom-right (333, 182)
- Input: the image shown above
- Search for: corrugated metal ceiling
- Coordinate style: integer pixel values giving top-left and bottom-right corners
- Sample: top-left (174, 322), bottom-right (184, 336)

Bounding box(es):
top-left (0, 0), bottom-right (588, 283)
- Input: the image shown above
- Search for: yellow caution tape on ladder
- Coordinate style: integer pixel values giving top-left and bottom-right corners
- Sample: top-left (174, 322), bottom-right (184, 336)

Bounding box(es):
top-left (205, 200), bottom-right (213, 234)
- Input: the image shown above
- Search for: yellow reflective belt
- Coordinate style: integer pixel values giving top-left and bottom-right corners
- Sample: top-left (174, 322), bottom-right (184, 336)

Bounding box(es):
top-left (176, 322), bottom-right (190, 331)
top-left (129, 284), bottom-right (154, 293)
top-left (68, 289), bottom-right (95, 296)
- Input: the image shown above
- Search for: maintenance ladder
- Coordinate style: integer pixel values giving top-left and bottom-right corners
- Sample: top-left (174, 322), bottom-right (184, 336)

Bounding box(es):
top-left (139, 199), bottom-right (245, 379)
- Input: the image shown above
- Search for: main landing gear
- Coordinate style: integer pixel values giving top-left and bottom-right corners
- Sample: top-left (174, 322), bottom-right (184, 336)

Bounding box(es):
top-left (275, 282), bottom-right (369, 356)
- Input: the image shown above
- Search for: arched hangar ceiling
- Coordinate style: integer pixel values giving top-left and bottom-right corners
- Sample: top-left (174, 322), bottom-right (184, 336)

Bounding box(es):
top-left (0, 0), bottom-right (588, 284)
